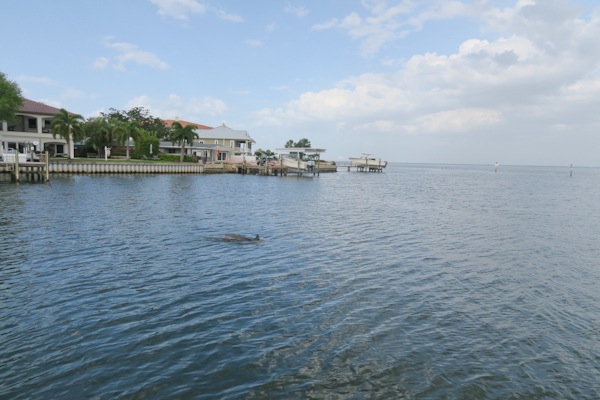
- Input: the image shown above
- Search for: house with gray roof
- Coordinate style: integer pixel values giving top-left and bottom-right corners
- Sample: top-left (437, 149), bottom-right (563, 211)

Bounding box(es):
top-left (160, 123), bottom-right (256, 162)
top-left (0, 98), bottom-right (71, 158)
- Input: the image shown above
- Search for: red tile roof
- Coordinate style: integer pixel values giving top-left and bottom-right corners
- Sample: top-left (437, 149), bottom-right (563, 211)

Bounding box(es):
top-left (163, 119), bottom-right (212, 130)
top-left (20, 98), bottom-right (64, 115)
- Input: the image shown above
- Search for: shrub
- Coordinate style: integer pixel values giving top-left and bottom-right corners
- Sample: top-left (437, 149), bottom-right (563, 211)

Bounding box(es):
top-left (132, 136), bottom-right (159, 159)
top-left (158, 154), bottom-right (193, 162)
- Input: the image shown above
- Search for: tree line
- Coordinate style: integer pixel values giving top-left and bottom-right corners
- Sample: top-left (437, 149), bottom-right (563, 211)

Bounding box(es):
top-left (50, 107), bottom-right (197, 161)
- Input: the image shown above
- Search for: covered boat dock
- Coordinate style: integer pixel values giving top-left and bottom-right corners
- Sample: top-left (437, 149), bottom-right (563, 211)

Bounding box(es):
top-left (275, 147), bottom-right (327, 176)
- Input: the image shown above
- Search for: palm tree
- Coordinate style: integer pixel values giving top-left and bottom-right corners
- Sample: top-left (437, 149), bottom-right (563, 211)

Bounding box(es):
top-left (106, 118), bottom-right (126, 157)
top-left (51, 108), bottom-right (84, 159)
top-left (119, 121), bottom-right (142, 159)
top-left (170, 121), bottom-right (198, 162)
top-left (81, 116), bottom-right (125, 157)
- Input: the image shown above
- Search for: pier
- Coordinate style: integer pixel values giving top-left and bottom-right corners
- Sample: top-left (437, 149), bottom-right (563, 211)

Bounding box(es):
top-left (0, 152), bottom-right (49, 182)
top-left (348, 164), bottom-right (386, 172)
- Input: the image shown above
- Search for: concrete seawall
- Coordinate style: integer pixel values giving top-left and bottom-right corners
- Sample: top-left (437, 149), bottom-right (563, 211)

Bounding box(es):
top-left (2, 160), bottom-right (338, 178)
top-left (48, 162), bottom-right (205, 174)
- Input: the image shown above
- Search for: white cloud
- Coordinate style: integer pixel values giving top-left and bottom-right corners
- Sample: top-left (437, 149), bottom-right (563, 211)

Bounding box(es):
top-left (312, 1), bottom-right (478, 57)
top-left (124, 94), bottom-right (227, 121)
top-left (312, 18), bottom-right (338, 31)
top-left (148, 0), bottom-right (243, 22)
top-left (415, 108), bottom-right (502, 134)
top-left (149, 0), bottom-right (207, 20)
top-left (267, 22), bottom-right (277, 33)
top-left (86, 108), bottom-right (105, 119)
top-left (93, 57), bottom-right (110, 70)
top-left (406, 1), bottom-right (477, 31)
top-left (255, 0), bottom-right (600, 153)
top-left (285, 3), bottom-right (309, 18)
top-left (214, 8), bottom-right (243, 22)
top-left (98, 38), bottom-right (169, 71)
top-left (312, 2), bottom-right (411, 56)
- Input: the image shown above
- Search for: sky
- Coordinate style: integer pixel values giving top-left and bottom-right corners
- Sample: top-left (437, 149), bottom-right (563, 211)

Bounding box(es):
top-left (2, 0), bottom-right (600, 166)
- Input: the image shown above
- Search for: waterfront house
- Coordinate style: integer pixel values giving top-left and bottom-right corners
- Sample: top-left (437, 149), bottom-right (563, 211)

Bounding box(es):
top-left (0, 98), bottom-right (71, 158)
top-left (160, 121), bottom-right (256, 163)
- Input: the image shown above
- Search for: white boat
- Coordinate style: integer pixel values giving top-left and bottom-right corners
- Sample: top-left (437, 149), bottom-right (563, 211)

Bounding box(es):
top-left (2, 149), bottom-right (28, 163)
top-left (228, 154), bottom-right (258, 165)
top-left (280, 156), bottom-right (308, 172)
top-left (275, 147), bottom-right (326, 174)
top-left (349, 154), bottom-right (387, 169)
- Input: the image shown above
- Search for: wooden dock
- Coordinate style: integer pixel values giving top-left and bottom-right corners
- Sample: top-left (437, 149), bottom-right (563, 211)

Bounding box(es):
top-left (348, 165), bottom-right (386, 172)
top-left (241, 164), bottom-right (290, 176)
top-left (0, 152), bottom-right (50, 182)
top-left (238, 162), bottom-right (335, 176)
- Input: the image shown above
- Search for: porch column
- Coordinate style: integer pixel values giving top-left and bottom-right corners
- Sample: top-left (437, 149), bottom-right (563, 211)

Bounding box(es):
top-left (69, 133), bottom-right (74, 158)
top-left (37, 116), bottom-right (43, 134)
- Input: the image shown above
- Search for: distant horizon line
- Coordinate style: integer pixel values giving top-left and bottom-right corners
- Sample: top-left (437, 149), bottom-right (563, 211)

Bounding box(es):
top-left (378, 161), bottom-right (598, 169)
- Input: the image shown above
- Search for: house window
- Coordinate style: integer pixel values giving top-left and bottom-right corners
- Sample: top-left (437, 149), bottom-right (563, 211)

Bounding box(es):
top-left (214, 140), bottom-right (219, 145)
top-left (28, 118), bottom-right (37, 129)
top-left (198, 140), bottom-right (204, 144)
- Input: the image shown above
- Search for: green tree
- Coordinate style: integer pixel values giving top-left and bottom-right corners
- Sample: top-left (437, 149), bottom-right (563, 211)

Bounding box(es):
top-left (81, 116), bottom-right (105, 152)
top-left (0, 72), bottom-right (23, 122)
top-left (51, 108), bottom-right (84, 159)
top-left (106, 119), bottom-right (126, 156)
top-left (81, 116), bottom-right (125, 157)
top-left (295, 138), bottom-right (311, 148)
top-left (255, 148), bottom-right (275, 157)
top-left (118, 121), bottom-right (143, 159)
top-left (284, 138), bottom-right (311, 148)
top-left (170, 121), bottom-right (198, 162)
top-left (132, 131), bottom-right (159, 159)
top-left (103, 107), bottom-right (169, 139)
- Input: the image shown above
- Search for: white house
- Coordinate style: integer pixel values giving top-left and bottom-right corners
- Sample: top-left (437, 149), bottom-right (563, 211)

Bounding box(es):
top-left (0, 98), bottom-right (71, 158)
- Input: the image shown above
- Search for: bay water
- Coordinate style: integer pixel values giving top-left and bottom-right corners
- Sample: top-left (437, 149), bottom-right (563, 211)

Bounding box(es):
top-left (1, 163), bottom-right (599, 399)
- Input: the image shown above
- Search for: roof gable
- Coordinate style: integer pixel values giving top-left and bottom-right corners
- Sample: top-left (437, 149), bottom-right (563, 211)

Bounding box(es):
top-left (164, 119), bottom-right (212, 130)
top-left (196, 123), bottom-right (255, 142)
top-left (20, 98), bottom-right (63, 116)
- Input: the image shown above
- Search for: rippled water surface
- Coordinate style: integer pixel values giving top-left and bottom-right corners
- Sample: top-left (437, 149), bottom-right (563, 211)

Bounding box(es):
top-left (1, 164), bottom-right (600, 399)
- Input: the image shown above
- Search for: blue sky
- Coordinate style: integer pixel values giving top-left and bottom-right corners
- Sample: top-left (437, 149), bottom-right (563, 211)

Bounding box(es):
top-left (2, 0), bottom-right (600, 166)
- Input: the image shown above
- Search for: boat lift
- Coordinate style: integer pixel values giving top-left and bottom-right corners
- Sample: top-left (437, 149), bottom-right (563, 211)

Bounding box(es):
top-left (275, 147), bottom-right (326, 176)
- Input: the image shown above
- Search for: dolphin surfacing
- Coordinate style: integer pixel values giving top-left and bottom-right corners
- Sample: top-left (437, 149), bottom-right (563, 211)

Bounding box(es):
top-left (222, 234), bottom-right (260, 242)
